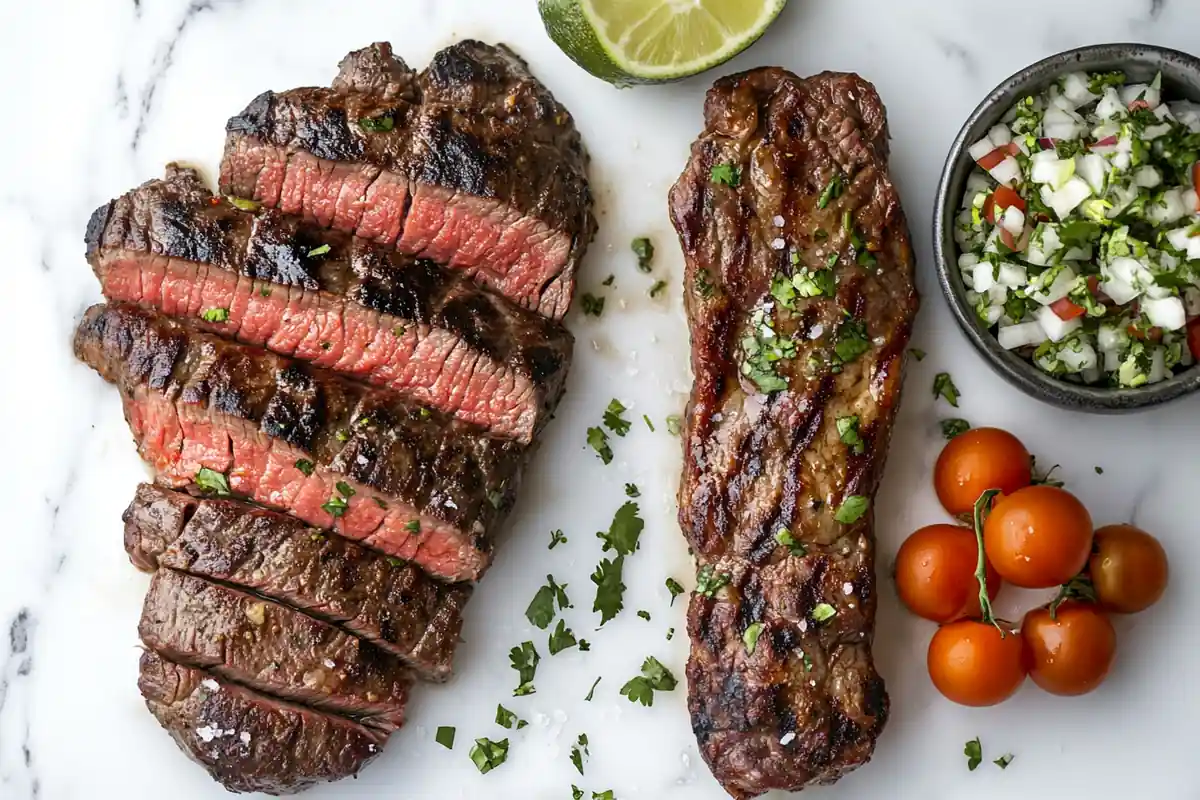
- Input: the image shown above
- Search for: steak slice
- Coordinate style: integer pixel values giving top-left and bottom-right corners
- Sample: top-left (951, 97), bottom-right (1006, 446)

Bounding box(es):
top-left (138, 651), bottom-right (385, 795)
top-left (75, 303), bottom-right (526, 582)
top-left (220, 41), bottom-right (595, 319)
top-left (140, 568), bottom-right (411, 731)
top-left (669, 69), bottom-right (918, 798)
top-left (87, 164), bottom-right (572, 444)
top-left (124, 484), bottom-right (470, 681)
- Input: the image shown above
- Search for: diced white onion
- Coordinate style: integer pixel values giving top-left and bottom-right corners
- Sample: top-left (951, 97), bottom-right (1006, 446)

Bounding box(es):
top-left (972, 262), bottom-right (996, 293)
top-left (997, 262), bottom-right (1028, 287)
top-left (958, 253), bottom-right (980, 269)
top-left (989, 157), bottom-right (1021, 186)
top-left (998, 321), bottom-right (1047, 350)
top-left (1059, 341), bottom-right (1098, 372)
top-left (1103, 347), bottom-right (1122, 372)
top-left (1184, 287), bottom-right (1200, 317)
top-left (1170, 101), bottom-right (1200, 132)
top-left (968, 136), bottom-right (996, 162)
top-left (1147, 188), bottom-right (1188, 225)
top-left (982, 305), bottom-right (1004, 325)
top-left (1144, 123), bottom-right (1173, 140)
top-left (1000, 206), bottom-right (1026, 235)
top-left (1062, 246), bottom-right (1093, 261)
top-left (966, 172), bottom-right (992, 193)
top-left (1097, 325), bottom-right (1124, 351)
top-left (1134, 166), bottom-right (1163, 189)
top-left (1050, 177), bottom-right (1093, 218)
top-left (1077, 154), bottom-right (1108, 194)
top-left (1043, 106), bottom-right (1083, 140)
top-left (1100, 277), bottom-right (1141, 305)
top-left (1096, 88), bottom-right (1124, 120)
top-left (1143, 296), bottom-right (1187, 330)
top-left (1030, 266), bottom-right (1077, 305)
top-left (1036, 305), bottom-right (1083, 342)
top-left (1148, 347), bottom-right (1167, 384)
top-left (988, 124), bottom-right (1012, 146)
top-left (988, 284), bottom-right (1009, 304)
top-left (1062, 72), bottom-right (1097, 107)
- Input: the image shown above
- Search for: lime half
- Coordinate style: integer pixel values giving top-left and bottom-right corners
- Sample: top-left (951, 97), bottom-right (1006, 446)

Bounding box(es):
top-left (539, 0), bottom-right (788, 87)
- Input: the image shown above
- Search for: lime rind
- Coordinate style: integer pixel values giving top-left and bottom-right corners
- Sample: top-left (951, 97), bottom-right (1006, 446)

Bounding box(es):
top-left (539, 0), bottom-right (787, 87)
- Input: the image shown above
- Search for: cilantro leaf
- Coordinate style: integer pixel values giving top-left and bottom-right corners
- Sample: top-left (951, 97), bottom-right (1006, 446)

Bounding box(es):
top-left (811, 603), bottom-right (837, 624)
top-left (306, 243), bottom-right (331, 258)
top-left (294, 458), bottom-right (315, 477)
top-left (570, 733), bottom-right (589, 775)
top-left (591, 556), bottom-right (626, 625)
top-left (495, 704), bottom-right (526, 730)
top-left (587, 426), bottom-right (613, 464)
top-left (909, 348), bottom-right (926, 361)
top-left (965, 737), bottom-right (983, 771)
top-left (743, 622), bottom-right (765, 655)
top-left (836, 415), bottom-right (865, 454)
top-left (834, 495), bottom-right (869, 524)
top-left (665, 577), bottom-right (685, 605)
top-left (941, 418), bottom-right (971, 439)
top-left (509, 641), bottom-right (540, 696)
top-left (624, 483), bottom-right (640, 498)
top-left (933, 372), bottom-right (961, 407)
top-left (696, 564), bottom-right (730, 597)
top-left (435, 726), bottom-right (455, 749)
top-left (526, 575), bottom-right (570, 630)
top-left (200, 307), bottom-right (230, 323)
top-left (469, 737), bottom-right (509, 774)
top-left (994, 753), bottom-right (1014, 769)
top-left (710, 163), bottom-right (741, 187)
top-left (620, 656), bottom-right (678, 707)
top-left (358, 114), bottom-right (395, 133)
top-left (581, 293), bottom-right (605, 317)
top-left (775, 527), bottom-right (807, 556)
top-left (603, 399), bottom-right (631, 437)
top-left (632, 237), bottom-right (654, 272)
top-left (548, 619), bottom-right (578, 655)
top-left (194, 467), bottom-right (231, 496)
top-left (597, 501), bottom-right (644, 556)
top-left (549, 529), bottom-right (567, 549)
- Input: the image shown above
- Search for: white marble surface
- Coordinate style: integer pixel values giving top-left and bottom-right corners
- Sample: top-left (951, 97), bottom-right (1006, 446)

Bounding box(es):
top-left (2, 1), bottom-right (1199, 798)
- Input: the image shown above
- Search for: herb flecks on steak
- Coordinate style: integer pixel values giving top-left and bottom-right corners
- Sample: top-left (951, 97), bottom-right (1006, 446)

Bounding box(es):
top-left (220, 41), bottom-right (595, 320)
top-left (669, 68), bottom-right (918, 799)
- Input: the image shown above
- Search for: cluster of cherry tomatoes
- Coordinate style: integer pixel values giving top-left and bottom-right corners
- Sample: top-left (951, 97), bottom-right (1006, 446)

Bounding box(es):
top-left (895, 428), bottom-right (1169, 706)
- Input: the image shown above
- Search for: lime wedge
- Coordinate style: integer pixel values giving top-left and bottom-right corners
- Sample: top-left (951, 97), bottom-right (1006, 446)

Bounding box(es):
top-left (539, 0), bottom-right (788, 87)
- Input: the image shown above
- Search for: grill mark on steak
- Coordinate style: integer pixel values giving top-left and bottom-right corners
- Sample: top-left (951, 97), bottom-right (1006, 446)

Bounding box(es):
top-left (670, 69), bottom-right (918, 798)
top-left (75, 303), bottom-right (527, 582)
top-left (140, 568), bottom-right (411, 731)
top-left (87, 165), bottom-right (571, 443)
top-left (219, 41), bottom-right (595, 319)
top-left (124, 484), bottom-right (470, 680)
top-left (138, 651), bottom-right (385, 795)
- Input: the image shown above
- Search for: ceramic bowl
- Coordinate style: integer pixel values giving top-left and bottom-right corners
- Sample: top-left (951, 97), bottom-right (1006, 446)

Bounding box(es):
top-left (933, 43), bottom-right (1200, 412)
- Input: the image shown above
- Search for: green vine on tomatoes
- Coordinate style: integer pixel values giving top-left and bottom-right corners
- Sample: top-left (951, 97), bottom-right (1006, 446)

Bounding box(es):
top-left (972, 490), bottom-right (1003, 632)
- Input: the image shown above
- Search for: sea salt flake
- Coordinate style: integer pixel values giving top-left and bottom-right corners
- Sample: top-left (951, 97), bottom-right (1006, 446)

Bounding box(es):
top-left (770, 238), bottom-right (786, 251)
top-left (842, 582), bottom-right (854, 595)
top-left (196, 726), bottom-right (218, 743)
top-left (779, 732), bottom-right (796, 746)
top-left (809, 324), bottom-right (825, 340)
top-left (240, 731), bottom-right (251, 745)
top-left (323, 659), bottom-right (336, 669)
top-left (773, 215), bottom-right (785, 227)
top-left (798, 619), bottom-right (808, 633)
top-left (201, 679), bottom-right (220, 691)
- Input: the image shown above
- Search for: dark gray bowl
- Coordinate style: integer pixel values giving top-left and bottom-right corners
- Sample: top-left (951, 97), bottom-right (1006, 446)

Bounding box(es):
top-left (933, 43), bottom-right (1200, 412)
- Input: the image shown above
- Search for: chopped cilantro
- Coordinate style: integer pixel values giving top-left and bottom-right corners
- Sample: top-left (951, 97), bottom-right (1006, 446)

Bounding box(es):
top-left (933, 372), bottom-right (960, 407)
top-left (836, 415), bottom-right (865, 455)
top-left (358, 114), bottom-right (395, 133)
top-left (941, 419), bottom-right (971, 439)
top-left (631, 237), bottom-right (654, 272)
top-left (321, 495), bottom-right (348, 518)
top-left (597, 502), bottom-right (644, 556)
top-left (509, 641), bottom-right (540, 696)
top-left (743, 622), bottom-right (765, 655)
top-left (549, 529), bottom-right (568, 549)
top-left (994, 753), bottom-right (1014, 769)
top-left (909, 348), bottom-right (926, 361)
top-left (665, 577), bottom-right (685, 605)
top-left (665, 414), bottom-right (682, 435)
top-left (637, 610), bottom-right (651, 621)
top-left (570, 733), bottom-right (589, 775)
top-left (624, 483), bottom-right (640, 498)
top-left (601, 274), bottom-right (615, 287)
top-left (306, 243), bottom-right (331, 258)
top-left (581, 293), bottom-right (605, 317)
top-left (643, 414), bottom-right (655, 432)
top-left (200, 307), bottom-right (229, 323)
top-left (587, 426), bottom-right (613, 464)
top-left (259, 286), bottom-right (272, 297)
top-left (620, 656), bottom-right (678, 707)
top-left (603, 399), bottom-right (631, 437)
top-left (710, 163), bottom-right (741, 187)
top-left (226, 196), bottom-right (260, 212)
top-left (468, 737), bottom-right (509, 774)
top-left (817, 174), bottom-right (843, 209)
top-left (335, 481), bottom-right (354, 498)
top-left (834, 495), bottom-right (869, 524)
top-left (548, 619), bottom-right (578, 655)
top-left (435, 726), bottom-right (455, 749)
top-left (591, 556), bottom-right (626, 625)
top-left (194, 467), bottom-right (231, 496)
top-left (964, 737), bottom-right (983, 771)
top-left (696, 564), bottom-right (730, 597)
top-left (649, 279), bottom-right (668, 298)
top-left (811, 603), bottom-right (837, 623)
top-left (666, 627), bottom-right (675, 640)
top-left (775, 527), bottom-right (807, 557)
top-left (833, 319), bottom-right (871, 365)
top-left (1095, 466), bottom-right (1104, 475)
top-left (494, 704), bottom-right (527, 730)
top-left (526, 574), bottom-right (570, 630)
top-left (404, 520), bottom-right (420, 534)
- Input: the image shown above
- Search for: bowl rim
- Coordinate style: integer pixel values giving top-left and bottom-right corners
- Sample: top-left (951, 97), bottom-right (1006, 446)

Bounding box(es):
top-left (932, 42), bottom-right (1200, 413)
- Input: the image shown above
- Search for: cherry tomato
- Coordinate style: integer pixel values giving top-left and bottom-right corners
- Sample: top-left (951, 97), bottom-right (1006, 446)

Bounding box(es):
top-left (991, 185), bottom-right (1026, 213)
top-left (1186, 319), bottom-right (1200, 362)
top-left (983, 485), bottom-right (1093, 589)
top-left (1021, 602), bottom-right (1116, 696)
top-left (927, 620), bottom-right (1027, 707)
top-left (1090, 524), bottom-right (1169, 614)
top-left (934, 427), bottom-right (1032, 516)
top-left (1050, 296), bottom-right (1086, 321)
top-left (895, 524), bottom-right (1002, 623)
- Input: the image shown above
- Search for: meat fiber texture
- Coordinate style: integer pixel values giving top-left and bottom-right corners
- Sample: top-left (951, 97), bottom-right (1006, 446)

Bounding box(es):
top-left (669, 68), bottom-right (919, 799)
top-left (220, 41), bottom-right (596, 319)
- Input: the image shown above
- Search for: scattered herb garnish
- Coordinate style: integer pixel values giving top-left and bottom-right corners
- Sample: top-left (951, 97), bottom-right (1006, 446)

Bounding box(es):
top-left (637, 610), bottom-right (651, 621)
top-left (581, 293), bottom-right (605, 317)
top-left (631, 237), bottom-right (654, 272)
top-left (194, 468), bottom-right (231, 496)
top-left (591, 557), bottom-right (626, 626)
top-left (597, 502), bottom-right (644, 557)
top-left (994, 753), bottom-right (1014, 769)
top-left (587, 426), bottom-right (613, 464)
top-left (509, 641), bottom-right (540, 696)
top-left (549, 529), bottom-right (568, 549)
top-left (666, 627), bottom-right (675, 641)
top-left (817, 174), bottom-right (843, 209)
top-left (1095, 466), bottom-right (1104, 475)
top-left (526, 575), bottom-right (570, 630)
top-left (801, 651), bottom-right (813, 671)
top-left (643, 414), bottom-right (655, 432)
top-left (941, 419), bottom-right (971, 440)
top-left (548, 619), bottom-right (579, 655)
top-left (200, 307), bottom-right (230, 323)
top-left (965, 737), bottom-right (983, 771)
top-left (259, 286), bottom-right (272, 297)
top-left (335, 481), bottom-right (355, 499)
top-left (833, 319), bottom-right (871, 366)
top-left (710, 163), bottom-right (741, 187)
top-left (836, 415), bottom-right (865, 455)
top-left (570, 733), bottom-right (589, 775)
top-left (933, 372), bottom-right (960, 407)
top-left (358, 114), bottom-right (395, 133)
top-left (696, 564), bottom-right (731, 598)
top-left (665, 415), bottom-right (682, 436)
top-left (620, 656), bottom-right (678, 707)
top-left (306, 243), bottom-right (331, 258)
top-left (665, 578), bottom-right (685, 605)
top-left (585, 677), bottom-right (601, 702)
top-left (495, 705), bottom-right (527, 730)
top-left (321, 495), bottom-right (348, 518)
top-left (601, 274), bottom-right (615, 287)
top-left (468, 737), bottom-right (509, 774)
top-left (810, 603), bottom-right (837, 624)
top-left (649, 279), bottom-right (668, 298)
top-left (743, 622), bottom-right (765, 655)
top-left (909, 348), bottom-right (926, 361)
top-left (320, 341), bottom-right (332, 351)
top-left (624, 483), bottom-right (640, 498)
top-left (593, 792), bottom-right (615, 800)
top-left (834, 495), bottom-right (869, 524)
top-left (603, 399), bottom-right (632, 437)
top-left (226, 196), bottom-right (260, 212)
top-left (435, 726), bottom-right (455, 749)
top-left (775, 528), bottom-right (807, 557)
top-left (694, 268), bottom-right (716, 298)
top-left (404, 520), bottom-right (420, 534)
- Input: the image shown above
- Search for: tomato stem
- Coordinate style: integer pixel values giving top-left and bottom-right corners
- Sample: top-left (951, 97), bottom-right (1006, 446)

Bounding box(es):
top-left (972, 489), bottom-right (1002, 633)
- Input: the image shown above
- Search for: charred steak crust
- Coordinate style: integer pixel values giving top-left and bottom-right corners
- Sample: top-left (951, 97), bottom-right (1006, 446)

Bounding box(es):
top-left (669, 69), bottom-right (918, 798)
top-left (140, 568), bottom-right (411, 731)
top-left (75, 303), bottom-right (526, 583)
top-left (219, 41), bottom-right (596, 319)
top-left (86, 164), bottom-right (572, 444)
top-left (138, 651), bottom-right (385, 795)
top-left (123, 484), bottom-right (470, 681)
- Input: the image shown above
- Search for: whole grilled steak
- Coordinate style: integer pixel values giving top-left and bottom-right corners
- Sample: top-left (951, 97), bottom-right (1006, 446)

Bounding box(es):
top-left (138, 651), bottom-right (385, 795)
top-left (88, 165), bottom-right (572, 443)
top-left (220, 41), bottom-right (595, 319)
top-left (124, 484), bottom-right (470, 680)
top-left (75, 303), bottom-right (525, 582)
top-left (669, 69), bottom-right (918, 798)
top-left (141, 568), bottom-right (411, 731)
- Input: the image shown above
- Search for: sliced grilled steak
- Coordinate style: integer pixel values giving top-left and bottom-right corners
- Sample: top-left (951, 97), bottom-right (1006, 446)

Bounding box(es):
top-left (669, 69), bottom-right (918, 798)
top-left (138, 651), bottom-right (385, 795)
top-left (87, 165), bottom-right (571, 444)
top-left (141, 568), bottom-right (410, 731)
top-left (124, 484), bottom-right (470, 680)
top-left (75, 303), bottom-right (526, 582)
top-left (220, 41), bottom-right (595, 319)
